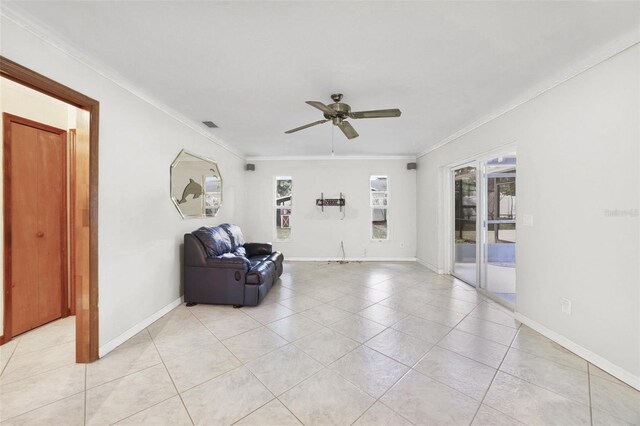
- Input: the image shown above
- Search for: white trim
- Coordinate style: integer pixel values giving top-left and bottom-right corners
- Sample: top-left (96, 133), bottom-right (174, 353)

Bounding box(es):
top-left (0, 8), bottom-right (245, 160)
top-left (514, 312), bottom-right (640, 391)
top-left (3, 5), bottom-right (637, 161)
top-left (417, 36), bottom-right (640, 159)
top-left (416, 258), bottom-right (443, 274)
top-left (98, 297), bottom-right (182, 358)
top-left (286, 257), bottom-right (417, 262)
top-left (246, 155), bottom-right (416, 162)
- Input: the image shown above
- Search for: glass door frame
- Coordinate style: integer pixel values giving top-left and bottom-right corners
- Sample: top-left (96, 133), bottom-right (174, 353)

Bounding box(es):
top-left (479, 153), bottom-right (517, 308)
top-left (447, 148), bottom-right (517, 310)
top-left (450, 161), bottom-right (480, 287)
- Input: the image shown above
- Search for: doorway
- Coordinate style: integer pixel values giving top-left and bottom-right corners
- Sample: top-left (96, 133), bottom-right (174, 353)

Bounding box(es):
top-left (480, 154), bottom-right (517, 304)
top-left (4, 114), bottom-right (68, 336)
top-left (0, 57), bottom-right (99, 363)
top-left (449, 151), bottom-right (517, 307)
top-left (452, 164), bottom-right (478, 286)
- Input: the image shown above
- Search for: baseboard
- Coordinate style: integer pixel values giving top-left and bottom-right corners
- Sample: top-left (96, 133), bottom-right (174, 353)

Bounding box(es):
top-left (416, 258), bottom-right (444, 274)
top-left (514, 312), bottom-right (640, 391)
top-left (98, 296), bottom-right (183, 358)
top-left (286, 257), bottom-right (417, 262)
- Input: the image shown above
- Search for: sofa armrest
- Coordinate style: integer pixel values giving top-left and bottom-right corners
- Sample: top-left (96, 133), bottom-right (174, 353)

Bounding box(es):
top-left (205, 256), bottom-right (250, 271)
top-left (244, 242), bottom-right (273, 257)
top-left (185, 233), bottom-right (208, 267)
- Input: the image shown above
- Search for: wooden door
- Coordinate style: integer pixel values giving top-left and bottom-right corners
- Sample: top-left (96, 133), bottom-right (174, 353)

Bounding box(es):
top-left (4, 114), bottom-right (67, 337)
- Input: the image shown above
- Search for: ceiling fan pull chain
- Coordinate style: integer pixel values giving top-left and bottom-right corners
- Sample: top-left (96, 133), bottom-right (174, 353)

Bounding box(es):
top-left (331, 125), bottom-right (335, 156)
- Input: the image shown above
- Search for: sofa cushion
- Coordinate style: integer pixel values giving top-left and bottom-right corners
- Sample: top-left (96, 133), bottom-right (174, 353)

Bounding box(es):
top-left (193, 226), bottom-right (232, 257)
top-left (245, 243), bottom-right (273, 258)
top-left (246, 259), bottom-right (275, 284)
top-left (248, 255), bottom-right (270, 269)
top-left (233, 247), bottom-right (247, 257)
top-left (206, 254), bottom-right (251, 271)
top-left (220, 223), bottom-right (245, 251)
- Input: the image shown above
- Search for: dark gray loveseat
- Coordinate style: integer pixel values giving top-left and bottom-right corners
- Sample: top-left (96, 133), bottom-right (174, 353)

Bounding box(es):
top-left (184, 224), bottom-right (284, 307)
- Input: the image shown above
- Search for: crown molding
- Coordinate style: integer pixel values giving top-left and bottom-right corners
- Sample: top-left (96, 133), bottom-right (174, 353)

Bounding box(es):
top-left (3, 4), bottom-right (637, 162)
top-left (417, 33), bottom-right (640, 159)
top-left (0, 7), bottom-right (246, 160)
top-left (245, 155), bottom-right (417, 162)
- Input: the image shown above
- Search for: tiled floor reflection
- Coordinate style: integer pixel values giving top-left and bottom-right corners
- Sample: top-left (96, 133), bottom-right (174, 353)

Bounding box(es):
top-left (1, 261), bottom-right (637, 425)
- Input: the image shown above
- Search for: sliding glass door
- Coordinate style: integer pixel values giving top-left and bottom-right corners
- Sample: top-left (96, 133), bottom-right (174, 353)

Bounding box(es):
top-left (452, 165), bottom-right (478, 286)
top-left (481, 155), bottom-right (517, 304)
top-left (451, 153), bottom-right (517, 306)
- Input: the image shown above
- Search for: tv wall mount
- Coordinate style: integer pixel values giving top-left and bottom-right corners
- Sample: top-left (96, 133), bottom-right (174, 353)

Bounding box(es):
top-left (316, 192), bottom-right (345, 212)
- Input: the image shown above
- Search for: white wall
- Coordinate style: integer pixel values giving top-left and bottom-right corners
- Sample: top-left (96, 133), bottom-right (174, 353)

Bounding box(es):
top-left (417, 45), bottom-right (640, 384)
top-left (243, 159), bottom-right (417, 260)
top-left (1, 16), bottom-right (247, 349)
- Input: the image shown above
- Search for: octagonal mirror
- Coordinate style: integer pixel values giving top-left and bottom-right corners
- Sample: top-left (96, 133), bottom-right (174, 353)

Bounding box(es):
top-left (170, 150), bottom-right (222, 219)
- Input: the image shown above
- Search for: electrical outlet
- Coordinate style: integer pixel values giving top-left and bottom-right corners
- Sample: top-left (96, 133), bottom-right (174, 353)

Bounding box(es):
top-left (561, 298), bottom-right (572, 315)
top-left (523, 214), bottom-right (534, 227)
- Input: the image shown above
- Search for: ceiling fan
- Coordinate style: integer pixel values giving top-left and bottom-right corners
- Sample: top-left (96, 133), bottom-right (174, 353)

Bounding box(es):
top-left (285, 93), bottom-right (401, 140)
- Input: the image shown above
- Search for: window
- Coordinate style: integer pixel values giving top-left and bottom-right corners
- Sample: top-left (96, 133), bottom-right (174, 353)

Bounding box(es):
top-left (370, 175), bottom-right (388, 239)
top-left (275, 176), bottom-right (292, 240)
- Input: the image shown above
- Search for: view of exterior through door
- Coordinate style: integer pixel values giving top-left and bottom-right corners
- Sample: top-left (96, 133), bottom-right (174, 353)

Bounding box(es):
top-left (482, 154), bottom-right (517, 304)
top-left (4, 114), bottom-right (68, 336)
top-left (453, 165), bottom-right (478, 286)
top-left (451, 153), bottom-right (517, 306)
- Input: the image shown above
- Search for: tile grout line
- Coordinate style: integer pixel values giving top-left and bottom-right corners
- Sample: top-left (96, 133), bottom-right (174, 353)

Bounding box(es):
top-left (84, 343), bottom-right (164, 391)
top-left (588, 362), bottom-right (594, 426)
top-left (349, 363), bottom-right (417, 425)
top-left (135, 266), bottom-right (500, 425)
top-left (473, 321), bottom-right (605, 422)
top-left (0, 390), bottom-right (86, 424)
top-left (0, 342), bottom-right (79, 387)
top-left (0, 337), bottom-right (21, 377)
top-left (468, 322), bottom-right (522, 425)
top-left (372, 281), bottom-right (523, 424)
top-left (188, 303), bottom-right (294, 425)
top-left (244, 275), bottom-right (417, 424)
top-left (146, 327), bottom-right (196, 426)
top-left (328, 272), bottom-right (474, 425)
top-left (84, 364), bottom-right (87, 426)
top-left (282, 268), bottom-right (469, 424)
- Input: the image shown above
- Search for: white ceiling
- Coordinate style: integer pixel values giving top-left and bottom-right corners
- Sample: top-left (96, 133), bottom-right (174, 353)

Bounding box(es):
top-left (3, 1), bottom-right (639, 157)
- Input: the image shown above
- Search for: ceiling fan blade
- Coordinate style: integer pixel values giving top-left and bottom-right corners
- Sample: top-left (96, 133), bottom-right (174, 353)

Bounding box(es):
top-left (284, 119), bottom-right (329, 134)
top-left (338, 120), bottom-right (359, 139)
top-left (306, 101), bottom-right (337, 117)
top-left (350, 109), bottom-right (402, 119)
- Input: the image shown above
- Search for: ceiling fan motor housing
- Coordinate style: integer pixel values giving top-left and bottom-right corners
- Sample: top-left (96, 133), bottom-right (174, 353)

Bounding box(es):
top-left (324, 102), bottom-right (351, 120)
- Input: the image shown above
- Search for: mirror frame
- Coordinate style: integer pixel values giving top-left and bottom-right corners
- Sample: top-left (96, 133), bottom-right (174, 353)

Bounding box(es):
top-left (170, 149), bottom-right (223, 219)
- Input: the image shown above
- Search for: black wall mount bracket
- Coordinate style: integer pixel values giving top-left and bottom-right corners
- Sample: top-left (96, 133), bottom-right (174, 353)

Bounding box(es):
top-left (316, 192), bottom-right (346, 212)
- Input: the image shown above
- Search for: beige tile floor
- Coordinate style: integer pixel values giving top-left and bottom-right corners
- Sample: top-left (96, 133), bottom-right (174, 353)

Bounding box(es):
top-left (1, 261), bottom-right (638, 425)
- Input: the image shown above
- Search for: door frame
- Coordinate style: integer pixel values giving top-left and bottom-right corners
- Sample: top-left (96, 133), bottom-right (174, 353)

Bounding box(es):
top-left (449, 161), bottom-right (480, 287)
top-left (3, 114), bottom-right (69, 337)
top-left (441, 143), bottom-right (517, 310)
top-left (0, 56), bottom-right (99, 363)
top-left (478, 151), bottom-right (517, 308)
